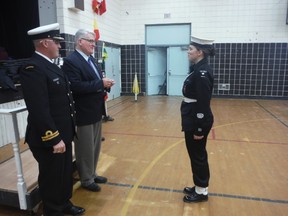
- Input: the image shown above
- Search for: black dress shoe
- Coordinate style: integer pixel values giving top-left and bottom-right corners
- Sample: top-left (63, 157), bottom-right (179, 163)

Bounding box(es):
top-left (183, 186), bottom-right (195, 195)
top-left (103, 115), bottom-right (114, 122)
top-left (63, 205), bottom-right (85, 215)
top-left (82, 182), bottom-right (101, 192)
top-left (183, 190), bottom-right (208, 203)
top-left (107, 116), bottom-right (114, 121)
top-left (94, 176), bottom-right (107, 184)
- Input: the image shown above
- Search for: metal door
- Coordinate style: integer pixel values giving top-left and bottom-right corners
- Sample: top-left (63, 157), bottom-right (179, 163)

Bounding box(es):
top-left (105, 47), bottom-right (121, 100)
top-left (167, 46), bottom-right (189, 96)
top-left (147, 47), bottom-right (167, 95)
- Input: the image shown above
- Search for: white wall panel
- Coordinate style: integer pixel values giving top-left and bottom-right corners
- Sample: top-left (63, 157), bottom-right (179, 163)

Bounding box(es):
top-left (120, 0), bottom-right (288, 44)
top-left (57, 0), bottom-right (287, 44)
top-left (56, 0), bottom-right (121, 44)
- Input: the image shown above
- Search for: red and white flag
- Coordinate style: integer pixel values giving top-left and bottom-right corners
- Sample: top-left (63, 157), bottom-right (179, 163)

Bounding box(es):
top-left (92, 0), bottom-right (107, 15)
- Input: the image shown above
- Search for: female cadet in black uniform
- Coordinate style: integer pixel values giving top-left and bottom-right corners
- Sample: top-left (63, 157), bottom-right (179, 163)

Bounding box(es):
top-left (181, 36), bottom-right (215, 203)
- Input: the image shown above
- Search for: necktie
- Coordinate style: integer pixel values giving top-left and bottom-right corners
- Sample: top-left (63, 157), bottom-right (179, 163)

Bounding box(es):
top-left (88, 57), bottom-right (101, 79)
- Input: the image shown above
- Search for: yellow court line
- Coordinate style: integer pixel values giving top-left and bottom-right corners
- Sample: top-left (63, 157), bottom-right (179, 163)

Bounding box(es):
top-left (120, 118), bottom-right (275, 215)
top-left (120, 139), bottom-right (184, 216)
top-left (73, 181), bottom-right (81, 191)
top-left (121, 118), bottom-right (273, 216)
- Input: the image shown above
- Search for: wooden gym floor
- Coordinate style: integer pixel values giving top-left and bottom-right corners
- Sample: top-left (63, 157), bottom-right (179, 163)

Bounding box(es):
top-left (0, 96), bottom-right (287, 216)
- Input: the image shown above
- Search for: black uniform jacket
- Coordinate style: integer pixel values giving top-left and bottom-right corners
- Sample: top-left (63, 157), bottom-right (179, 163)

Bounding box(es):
top-left (181, 57), bottom-right (214, 135)
top-left (62, 51), bottom-right (106, 126)
top-left (20, 53), bottom-right (76, 147)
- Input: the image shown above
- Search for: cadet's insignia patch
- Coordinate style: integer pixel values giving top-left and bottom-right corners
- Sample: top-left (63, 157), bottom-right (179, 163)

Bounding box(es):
top-left (197, 113), bottom-right (204, 119)
top-left (200, 70), bottom-right (207, 76)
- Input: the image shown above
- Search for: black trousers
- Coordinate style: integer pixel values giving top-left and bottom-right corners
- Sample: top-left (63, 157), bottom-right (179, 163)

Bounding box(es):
top-left (184, 130), bottom-right (211, 188)
top-left (30, 143), bottom-right (73, 216)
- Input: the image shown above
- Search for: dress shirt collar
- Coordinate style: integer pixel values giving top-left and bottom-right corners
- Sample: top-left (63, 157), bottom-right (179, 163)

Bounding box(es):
top-left (76, 49), bottom-right (93, 62)
top-left (35, 51), bottom-right (53, 63)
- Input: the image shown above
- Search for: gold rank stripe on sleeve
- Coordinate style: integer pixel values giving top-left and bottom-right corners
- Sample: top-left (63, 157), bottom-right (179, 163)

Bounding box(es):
top-left (41, 130), bottom-right (60, 141)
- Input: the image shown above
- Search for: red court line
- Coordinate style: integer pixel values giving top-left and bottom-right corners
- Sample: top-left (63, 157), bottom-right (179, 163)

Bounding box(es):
top-left (211, 128), bottom-right (216, 140)
top-left (104, 131), bottom-right (182, 139)
top-left (103, 131), bottom-right (288, 146)
top-left (212, 138), bottom-right (288, 146)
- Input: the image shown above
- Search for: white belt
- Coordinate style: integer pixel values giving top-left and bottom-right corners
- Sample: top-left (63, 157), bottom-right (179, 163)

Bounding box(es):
top-left (183, 97), bottom-right (197, 103)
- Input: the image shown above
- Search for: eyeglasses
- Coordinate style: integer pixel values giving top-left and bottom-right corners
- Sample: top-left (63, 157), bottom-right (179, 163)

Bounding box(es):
top-left (41, 39), bottom-right (61, 45)
top-left (81, 38), bottom-right (96, 44)
top-left (51, 39), bottom-right (61, 45)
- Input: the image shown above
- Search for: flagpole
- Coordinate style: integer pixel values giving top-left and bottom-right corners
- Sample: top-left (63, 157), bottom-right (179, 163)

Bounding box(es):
top-left (102, 42), bottom-right (105, 70)
top-left (135, 72), bottom-right (137, 101)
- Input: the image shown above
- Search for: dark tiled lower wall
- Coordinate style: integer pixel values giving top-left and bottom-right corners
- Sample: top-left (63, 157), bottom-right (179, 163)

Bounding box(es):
top-left (121, 45), bottom-right (146, 95)
top-left (211, 43), bottom-right (288, 98)
top-left (60, 34), bottom-right (287, 99)
top-left (121, 43), bottom-right (288, 99)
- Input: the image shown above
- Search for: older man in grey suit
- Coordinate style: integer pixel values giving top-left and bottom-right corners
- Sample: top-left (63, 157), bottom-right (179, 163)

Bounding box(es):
top-left (62, 29), bottom-right (114, 192)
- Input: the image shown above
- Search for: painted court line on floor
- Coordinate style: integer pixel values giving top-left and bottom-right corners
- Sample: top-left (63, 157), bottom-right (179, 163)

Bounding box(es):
top-left (107, 182), bottom-right (288, 204)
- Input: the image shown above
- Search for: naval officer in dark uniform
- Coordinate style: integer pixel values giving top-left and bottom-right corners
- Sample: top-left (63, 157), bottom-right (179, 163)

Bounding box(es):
top-left (20, 23), bottom-right (85, 216)
top-left (181, 36), bottom-right (215, 203)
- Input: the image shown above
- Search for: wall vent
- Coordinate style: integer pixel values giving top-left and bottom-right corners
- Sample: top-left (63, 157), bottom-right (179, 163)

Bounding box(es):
top-left (69, 0), bottom-right (84, 12)
top-left (218, 83), bottom-right (230, 90)
top-left (164, 13), bottom-right (171, 19)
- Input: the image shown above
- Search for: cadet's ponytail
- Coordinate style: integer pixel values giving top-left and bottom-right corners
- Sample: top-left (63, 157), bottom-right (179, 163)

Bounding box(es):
top-left (204, 46), bottom-right (216, 57)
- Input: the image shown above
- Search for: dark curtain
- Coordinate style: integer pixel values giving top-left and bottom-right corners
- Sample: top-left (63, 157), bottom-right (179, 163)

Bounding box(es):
top-left (0, 0), bottom-right (39, 59)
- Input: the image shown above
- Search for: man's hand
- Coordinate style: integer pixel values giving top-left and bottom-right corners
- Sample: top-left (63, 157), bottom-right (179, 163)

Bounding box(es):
top-left (53, 140), bottom-right (66, 154)
top-left (103, 78), bottom-right (115, 88)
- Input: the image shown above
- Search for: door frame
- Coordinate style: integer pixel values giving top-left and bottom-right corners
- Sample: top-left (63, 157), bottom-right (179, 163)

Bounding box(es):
top-left (145, 23), bottom-right (191, 96)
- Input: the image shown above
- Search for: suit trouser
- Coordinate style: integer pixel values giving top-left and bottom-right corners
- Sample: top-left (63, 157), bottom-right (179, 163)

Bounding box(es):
top-left (74, 121), bottom-right (102, 186)
top-left (184, 130), bottom-right (210, 188)
top-left (30, 143), bottom-right (73, 216)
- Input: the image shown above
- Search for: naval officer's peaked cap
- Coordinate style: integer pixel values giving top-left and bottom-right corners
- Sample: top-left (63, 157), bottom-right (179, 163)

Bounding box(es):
top-left (191, 36), bottom-right (214, 47)
top-left (27, 23), bottom-right (64, 41)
